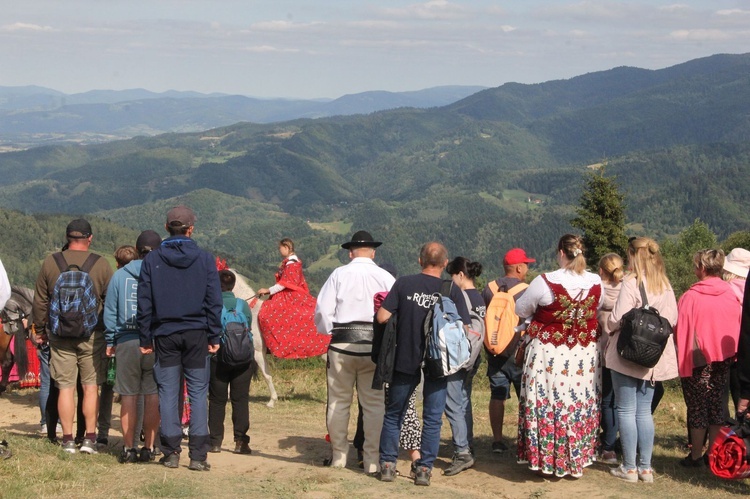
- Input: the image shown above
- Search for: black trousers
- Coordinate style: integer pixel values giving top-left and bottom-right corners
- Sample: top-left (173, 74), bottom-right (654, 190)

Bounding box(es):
top-left (45, 376), bottom-right (85, 442)
top-left (208, 357), bottom-right (251, 447)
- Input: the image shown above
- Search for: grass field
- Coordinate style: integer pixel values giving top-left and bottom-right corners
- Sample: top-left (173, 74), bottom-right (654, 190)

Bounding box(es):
top-left (1, 358), bottom-right (749, 498)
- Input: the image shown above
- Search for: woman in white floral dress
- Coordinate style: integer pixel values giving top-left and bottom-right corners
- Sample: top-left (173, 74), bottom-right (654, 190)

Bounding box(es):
top-left (515, 234), bottom-right (602, 478)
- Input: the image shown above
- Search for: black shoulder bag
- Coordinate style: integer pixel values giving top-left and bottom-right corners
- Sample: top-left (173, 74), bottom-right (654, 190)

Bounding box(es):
top-left (616, 282), bottom-right (673, 368)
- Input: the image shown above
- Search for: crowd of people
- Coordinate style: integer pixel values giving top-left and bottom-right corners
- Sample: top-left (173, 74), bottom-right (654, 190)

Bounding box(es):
top-left (2, 207), bottom-right (750, 487)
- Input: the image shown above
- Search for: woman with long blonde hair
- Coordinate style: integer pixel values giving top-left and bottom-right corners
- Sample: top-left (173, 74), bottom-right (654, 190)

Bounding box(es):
top-left (515, 234), bottom-right (602, 478)
top-left (606, 237), bottom-right (678, 482)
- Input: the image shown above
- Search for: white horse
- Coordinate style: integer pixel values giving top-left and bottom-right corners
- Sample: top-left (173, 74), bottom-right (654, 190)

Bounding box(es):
top-left (232, 271), bottom-right (279, 408)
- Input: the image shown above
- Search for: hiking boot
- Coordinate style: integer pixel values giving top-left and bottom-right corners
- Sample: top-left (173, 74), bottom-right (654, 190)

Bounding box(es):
top-left (610, 465), bottom-right (638, 483)
top-left (380, 462), bottom-right (396, 482)
top-left (209, 445), bottom-right (222, 453)
top-left (598, 450), bottom-right (619, 465)
top-left (62, 440), bottom-right (77, 454)
top-left (491, 441), bottom-right (508, 453)
top-left (409, 462), bottom-right (418, 478)
top-left (638, 468), bottom-right (654, 483)
top-left (79, 438), bottom-right (98, 454)
top-left (679, 454), bottom-right (705, 468)
top-left (414, 466), bottom-right (431, 486)
top-left (234, 441), bottom-right (252, 455)
top-left (443, 451), bottom-right (475, 476)
top-left (118, 447), bottom-right (138, 464)
top-left (160, 452), bottom-right (180, 469)
top-left (139, 447), bottom-right (156, 463)
top-left (0, 440), bottom-right (11, 460)
top-left (187, 459), bottom-right (211, 471)
top-left (96, 437), bottom-right (109, 451)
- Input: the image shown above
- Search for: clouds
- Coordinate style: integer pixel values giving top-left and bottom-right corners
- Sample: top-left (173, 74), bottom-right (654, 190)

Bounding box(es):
top-left (1, 22), bottom-right (55, 32)
top-left (0, 1), bottom-right (748, 98)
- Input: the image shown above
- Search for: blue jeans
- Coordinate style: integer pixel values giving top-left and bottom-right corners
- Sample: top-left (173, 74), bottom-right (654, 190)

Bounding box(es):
top-left (611, 370), bottom-right (655, 471)
top-left (600, 367), bottom-right (618, 452)
top-left (38, 346), bottom-right (51, 426)
top-left (445, 370), bottom-right (469, 453)
top-left (379, 371), bottom-right (447, 470)
top-left (153, 330), bottom-right (211, 461)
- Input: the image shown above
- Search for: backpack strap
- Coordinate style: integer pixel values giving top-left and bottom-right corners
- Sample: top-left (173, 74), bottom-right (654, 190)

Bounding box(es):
top-left (79, 253), bottom-right (101, 274)
top-left (439, 279), bottom-right (453, 297)
top-left (234, 298), bottom-right (243, 312)
top-left (638, 281), bottom-right (649, 308)
top-left (507, 282), bottom-right (529, 297)
top-left (52, 252), bottom-right (68, 273)
top-left (53, 252), bottom-right (100, 274)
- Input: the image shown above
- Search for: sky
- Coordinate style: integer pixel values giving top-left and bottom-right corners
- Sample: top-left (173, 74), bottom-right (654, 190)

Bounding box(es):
top-left (1, 1), bottom-right (749, 99)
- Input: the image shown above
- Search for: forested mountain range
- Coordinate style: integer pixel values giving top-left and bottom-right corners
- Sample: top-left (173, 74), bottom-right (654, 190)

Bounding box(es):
top-left (0, 85), bottom-right (485, 147)
top-left (0, 53), bottom-right (748, 291)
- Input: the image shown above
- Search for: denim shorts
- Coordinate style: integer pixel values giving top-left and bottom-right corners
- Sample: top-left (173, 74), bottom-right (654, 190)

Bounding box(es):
top-left (487, 357), bottom-right (521, 401)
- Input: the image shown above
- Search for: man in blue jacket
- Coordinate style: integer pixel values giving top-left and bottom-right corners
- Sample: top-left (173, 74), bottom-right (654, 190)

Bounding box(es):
top-left (137, 206), bottom-right (222, 471)
top-left (104, 230), bottom-right (162, 464)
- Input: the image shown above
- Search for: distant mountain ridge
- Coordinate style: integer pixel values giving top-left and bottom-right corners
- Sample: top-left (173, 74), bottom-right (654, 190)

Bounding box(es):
top-left (0, 85), bottom-right (486, 146)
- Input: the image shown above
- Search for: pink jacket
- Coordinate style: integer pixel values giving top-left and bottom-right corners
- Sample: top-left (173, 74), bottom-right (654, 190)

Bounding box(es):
top-left (605, 275), bottom-right (679, 381)
top-left (729, 278), bottom-right (746, 302)
top-left (675, 276), bottom-right (742, 378)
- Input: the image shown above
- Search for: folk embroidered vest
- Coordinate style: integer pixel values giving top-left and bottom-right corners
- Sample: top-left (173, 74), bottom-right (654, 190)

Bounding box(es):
top-left (526, 274), bottom-right (601, 348)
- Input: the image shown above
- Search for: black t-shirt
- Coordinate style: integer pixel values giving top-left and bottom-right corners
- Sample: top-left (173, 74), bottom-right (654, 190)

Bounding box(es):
top-left (381, 273), bottom-right (471, 375)
top-left (482, 276), bottom-right (526, 369)
top-left (466, 288), bottom-right (485, 320)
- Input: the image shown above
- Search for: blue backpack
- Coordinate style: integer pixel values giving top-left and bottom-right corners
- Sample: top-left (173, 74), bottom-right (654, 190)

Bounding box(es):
top-left (218, 298), bottom-right (253, 368)
top-left (49, 253), bottom-right (100, 338)
top-left (423, 281), bottom-right (470, 379)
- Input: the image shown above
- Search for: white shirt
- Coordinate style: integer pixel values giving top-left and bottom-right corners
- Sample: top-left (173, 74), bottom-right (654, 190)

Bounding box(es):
top-left (314, 257), bottom-right (396, 335)
top-left (0, 258), bottom-right (10, 310)
top-left (515, 268), bottom-right (602, 320)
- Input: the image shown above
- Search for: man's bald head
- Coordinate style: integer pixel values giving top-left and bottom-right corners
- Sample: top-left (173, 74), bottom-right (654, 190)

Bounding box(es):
top-left (419, 242), bottom-right (448, 270)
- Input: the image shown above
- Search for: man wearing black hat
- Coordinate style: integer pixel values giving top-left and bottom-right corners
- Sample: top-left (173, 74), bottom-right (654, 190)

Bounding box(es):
top-left (31, 218), bottom-right (114, 454)
top-left (314, 230), bottom-right (395, 475)
top-left (137, 206), bottom-right (222, 471)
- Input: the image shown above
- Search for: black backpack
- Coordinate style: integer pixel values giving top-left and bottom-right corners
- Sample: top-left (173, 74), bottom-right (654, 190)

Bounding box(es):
top-left (616, 282), bottom-right (673, 368)
top-left (218, 298), bottom-right (253, 368)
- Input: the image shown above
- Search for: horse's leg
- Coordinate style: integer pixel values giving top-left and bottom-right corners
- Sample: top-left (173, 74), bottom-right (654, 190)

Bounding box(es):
top-left (254, 348), bottom-right (278, 408)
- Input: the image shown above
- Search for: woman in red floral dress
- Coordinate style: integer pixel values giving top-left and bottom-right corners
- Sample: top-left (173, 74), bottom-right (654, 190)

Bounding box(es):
top-left (514, 234), bottom-right (602, 478)
top-left (257, 238), bottom-right (330, 359)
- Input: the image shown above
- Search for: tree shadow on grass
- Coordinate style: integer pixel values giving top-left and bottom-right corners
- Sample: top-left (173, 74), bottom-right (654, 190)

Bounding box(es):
top-left (252, 435), bottom-right (330, 466)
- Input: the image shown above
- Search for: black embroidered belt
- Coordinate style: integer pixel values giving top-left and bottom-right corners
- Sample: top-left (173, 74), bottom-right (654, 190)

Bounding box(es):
top-left (330, 322), bottom-right (374, 344)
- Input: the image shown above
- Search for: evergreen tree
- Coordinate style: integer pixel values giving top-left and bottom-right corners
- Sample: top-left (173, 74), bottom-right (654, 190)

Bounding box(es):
top-left (661, 218), bottom-right (718, 297)
top-left (571, 165), bottom-right (628, 265)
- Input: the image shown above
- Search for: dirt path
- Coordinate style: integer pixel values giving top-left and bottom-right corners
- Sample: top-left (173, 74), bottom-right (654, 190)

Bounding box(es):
top-left (1, 383), bottom-right (748, 498)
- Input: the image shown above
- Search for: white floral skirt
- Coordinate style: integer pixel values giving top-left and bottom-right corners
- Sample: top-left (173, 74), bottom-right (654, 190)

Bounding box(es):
top-left (516, 338), bottom-right (601, 477)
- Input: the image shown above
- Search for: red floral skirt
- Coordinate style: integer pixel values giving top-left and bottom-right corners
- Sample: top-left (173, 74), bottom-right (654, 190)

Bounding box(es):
top-left (257, 290), bottom-right (330, 359)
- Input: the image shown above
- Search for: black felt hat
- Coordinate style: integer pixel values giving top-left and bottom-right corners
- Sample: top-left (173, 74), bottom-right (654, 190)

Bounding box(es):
top-left (341, 230), bottom-right (382, 249)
